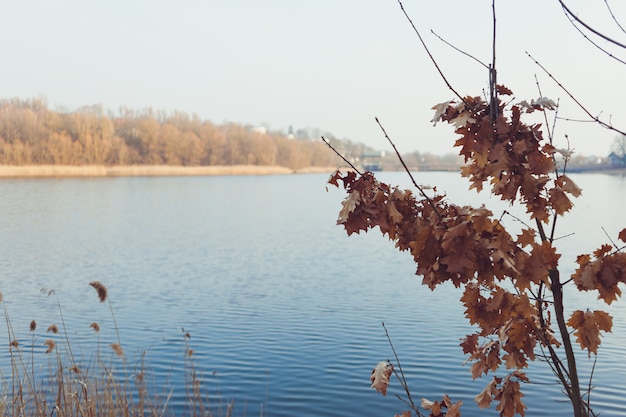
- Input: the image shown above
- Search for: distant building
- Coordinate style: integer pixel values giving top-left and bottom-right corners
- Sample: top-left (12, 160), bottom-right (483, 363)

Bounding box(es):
top-left (608, 152), bottom-right (626, 166)
top-left (361, 150), bottom-right (386, 171)
top-left (251, 126), bottom-right (268, 135)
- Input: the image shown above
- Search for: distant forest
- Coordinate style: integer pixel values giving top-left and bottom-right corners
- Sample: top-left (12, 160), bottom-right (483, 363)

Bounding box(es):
top-left (0, 98), bottom-right (377, 170)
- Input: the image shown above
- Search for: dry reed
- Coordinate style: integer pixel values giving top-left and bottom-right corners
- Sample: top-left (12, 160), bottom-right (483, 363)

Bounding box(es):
top-left (89, 281), bottom-right (108, 303)
top-left (0, 282), bottom-right (241, 417)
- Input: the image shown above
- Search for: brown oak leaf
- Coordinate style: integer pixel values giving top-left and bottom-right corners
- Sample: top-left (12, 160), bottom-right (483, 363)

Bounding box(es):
top-left (516, 229), bottom-right (536, 248)
top-left (337, 191), bottom-right (360, 224)
top-left (555, 174), bottom-right (582, 197)
top-left (443, 394), bottom-right (463, 417)
top-left (567, 309), bottom-right (613, 356)
top-left (495, 375), bottom-right (527, 417)
top-left (475, 377), bottom-right (499, 409)
top-left (370, 361), bottom-right (393, 396)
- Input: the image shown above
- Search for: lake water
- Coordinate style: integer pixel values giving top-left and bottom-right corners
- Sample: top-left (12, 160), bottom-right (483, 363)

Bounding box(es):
top-left (0, 171), bottom-right (625, 417)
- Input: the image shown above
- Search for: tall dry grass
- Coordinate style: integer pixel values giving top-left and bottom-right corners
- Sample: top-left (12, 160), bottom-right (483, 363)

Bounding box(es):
top-left (0, 283), bottom-right (236, 417)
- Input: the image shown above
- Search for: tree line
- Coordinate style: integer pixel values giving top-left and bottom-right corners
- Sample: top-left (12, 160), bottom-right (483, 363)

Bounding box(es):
top-left (0, 98), bottom-right (355, 170)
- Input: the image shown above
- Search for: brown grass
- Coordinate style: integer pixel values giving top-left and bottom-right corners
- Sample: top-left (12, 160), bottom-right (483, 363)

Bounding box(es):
top-left (0, 164), bottom-right (339, 178)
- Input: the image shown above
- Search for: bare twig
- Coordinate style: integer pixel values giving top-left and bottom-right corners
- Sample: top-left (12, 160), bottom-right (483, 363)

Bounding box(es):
top-left (601, 226), bottom-right (620, 251)
top-left (502, 209), bottom-right (535, 232)
top-left (526, 52), bottom-right (626, 137)
top-left (535, 302), bottom-right (574, 398)
top-left (489, 0), bottom-right (498, 120)
top-left (374, 117), bottom-right (444, 222)
top-left (555, 117), bottom-right (599, 123)
top-left (382, 322), bottom-right (423, 416)
top-left (586, 355), bottom-right (599, 417)
top-left (552, 232), bottom-right (576, 242)
top-left (604, 0), bottom-right (626, 35)
top-left (396, 0), bottom-right (471, 110)
top-left (430, 30), bottom-right (488, 69)
top-left (562, 11), bottom-right (626, 65)
top-left (558, 0), bottom-right (626, 49)
top-left (533, 75), bottom-right (554, 144)
top-left (320, 136), bottom-right (362, 175)
top-left (550, 99), bottom-right (562, 147)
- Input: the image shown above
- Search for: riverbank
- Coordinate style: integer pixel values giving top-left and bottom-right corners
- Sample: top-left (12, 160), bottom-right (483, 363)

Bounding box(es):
top-left (0, 164), bottom-right (339, 178)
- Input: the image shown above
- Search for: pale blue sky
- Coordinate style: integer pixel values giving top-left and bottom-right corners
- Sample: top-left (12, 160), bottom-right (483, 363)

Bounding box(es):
top-left (1, 0), bottom-right (624, 156)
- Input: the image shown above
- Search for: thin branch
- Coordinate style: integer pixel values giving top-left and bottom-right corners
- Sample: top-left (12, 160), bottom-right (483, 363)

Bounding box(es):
top-left (536, 218), bottom-right (548, 242)
top-left (558, 133), bottom-right (570, 176)
top-left (396, 0), bottom-right (471, 109)
top-left (533, 75), bottom-right (556, 145)
top-left (489, 0), bottom-right (498, 120)
top-left (320, 136), bottom-right (362, 175)
top-left (535, 304), bottom-right (573, 396)
top-left (552, 232), bottom-right (576, 242)
top-left (382, 323), bottom-right (422, 416)
top-left (430, 30), bottom-right (489, 69)
top-left (563, 11), bottom-right (626, 65)
top-left (375, 117), bottom-right (444, 222)
top-left (586, 355), bottom-right (598, 417)
top-left (526, 52), bottom-right (626, 137)
top-left (601, 226), bottom-right (620, 251)
top-left (604, 0), bottom-right (626, 35)
top-left (502, 210), bottom-right (535, 231)
top-left (558, 0), bottom-right (626, 49)
top-left (555, 117), bottom-right (600, 123)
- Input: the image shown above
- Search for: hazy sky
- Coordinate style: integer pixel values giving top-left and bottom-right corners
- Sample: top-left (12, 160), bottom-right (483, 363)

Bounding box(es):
top-left (2, 0), bottom-right (624, 156)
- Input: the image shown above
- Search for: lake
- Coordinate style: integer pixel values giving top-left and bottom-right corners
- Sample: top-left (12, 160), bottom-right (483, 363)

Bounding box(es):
top-left (0, 171), bottom-right (625, 416)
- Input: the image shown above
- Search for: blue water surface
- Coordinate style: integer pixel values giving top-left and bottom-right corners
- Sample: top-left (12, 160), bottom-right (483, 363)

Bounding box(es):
top-left (0, 171), bottom-right (625, 416)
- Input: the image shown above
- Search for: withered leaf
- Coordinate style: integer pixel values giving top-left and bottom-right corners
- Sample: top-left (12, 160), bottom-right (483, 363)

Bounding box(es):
top-left (475, 377), bottom-right (498, 409)
top-left (337, 192), bottom-right (360, 224)
top-left (370, 361), bottom-right (393, 396)
top-left (567, 309), bottom-right (613, 356)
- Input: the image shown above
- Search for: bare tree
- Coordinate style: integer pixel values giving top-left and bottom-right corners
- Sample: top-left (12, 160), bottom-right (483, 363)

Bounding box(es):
top-left (611, 134), bottom-right (626, 165)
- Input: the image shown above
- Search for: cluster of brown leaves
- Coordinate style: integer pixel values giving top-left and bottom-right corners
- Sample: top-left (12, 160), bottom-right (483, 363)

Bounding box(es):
top-left (572, 236), bottom-right (626, 304)
top-left (329, 87), bottom-right (626, 417)
top-left (421, 395), bottom-right (463, 417)
top-left (435, 88), bottom-right (580, 222)
top-left (474, 372), bottom-right (528, 417)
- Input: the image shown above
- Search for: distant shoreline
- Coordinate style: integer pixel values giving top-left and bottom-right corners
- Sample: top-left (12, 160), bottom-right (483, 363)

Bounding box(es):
top-left (0, 165), bottom-right (339, 178)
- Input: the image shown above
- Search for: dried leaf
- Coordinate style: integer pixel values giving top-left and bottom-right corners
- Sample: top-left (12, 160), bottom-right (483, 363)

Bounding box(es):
top-left (516, 228), bottom-right (536, 248)
top-left (421, 398), bottom-right (441, 415)
top-left (496, 376), bottom-right (526, 417)
top-left (531, 97), bottom-right (557, 110)
top-left (445, 398), bottom-right (463, 417)
top-left (370, 361), bottom-right (393, 396)
top-left (475, 377), bottom-right (498, 409)
top-left (555, 175), bottom-right (582, 197)
top-left (555, 148), bottom-right (574, 159)
top-left (567, 309), bottom-right (613, 356)
top-left (450, 111), bottom-right (476, 128)
top-left (337, 192), bottom-right (360, 224)
top-left (430, 100), bottom-right (452, 126)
